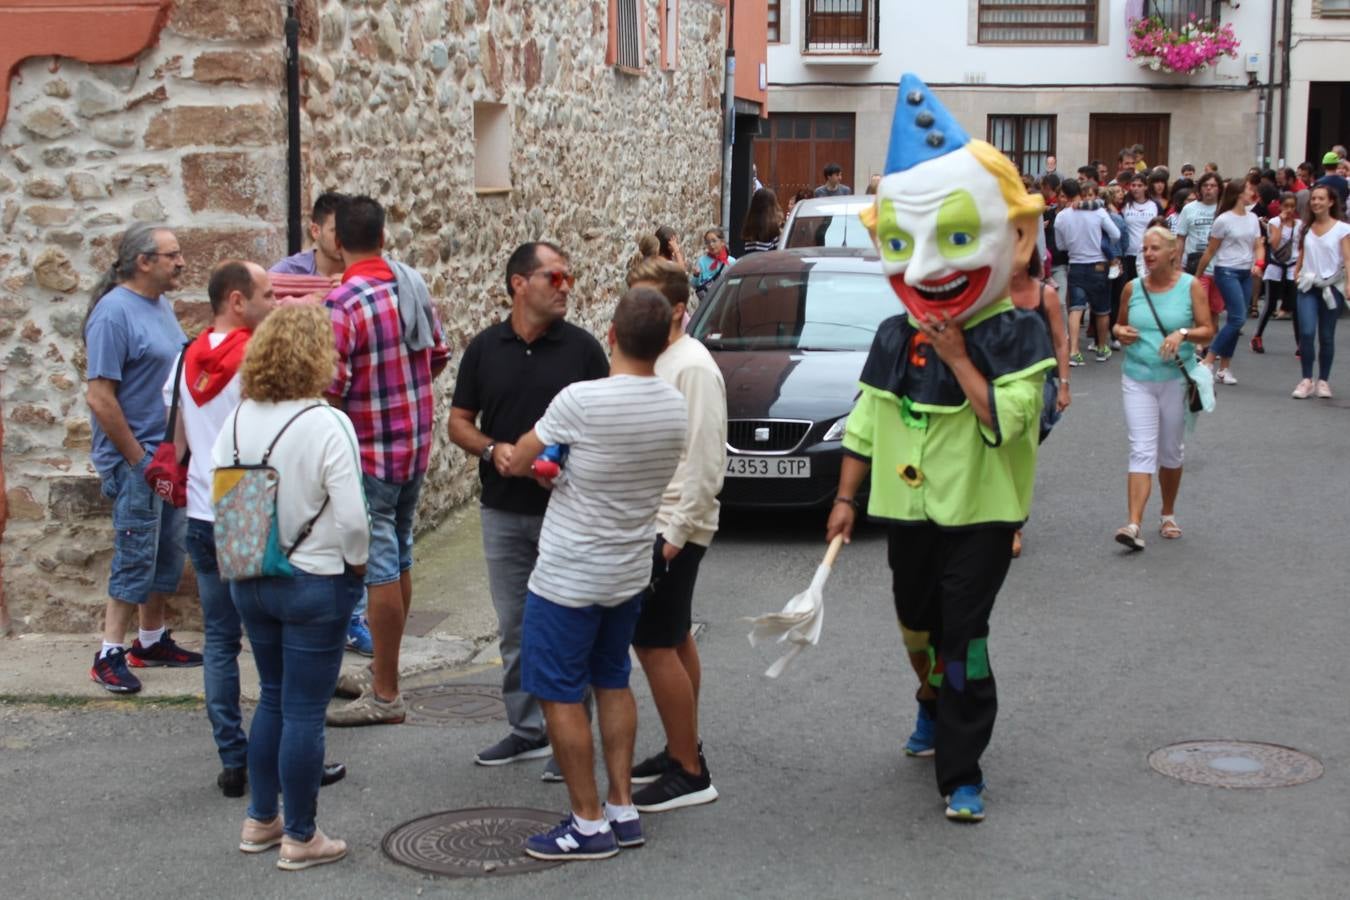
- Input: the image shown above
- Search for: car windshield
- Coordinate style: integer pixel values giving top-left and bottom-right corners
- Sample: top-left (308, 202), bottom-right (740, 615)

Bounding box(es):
top-left (783, 213), bottom-right (875, 250)
top-left (692, 269), bottom-right (897, 351)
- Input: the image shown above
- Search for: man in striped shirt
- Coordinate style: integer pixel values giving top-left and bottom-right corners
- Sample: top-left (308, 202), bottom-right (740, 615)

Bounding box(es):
top-left (508, 288), bottom-right (688, 860)
top-left (322, 195), bottom-right (450, 727)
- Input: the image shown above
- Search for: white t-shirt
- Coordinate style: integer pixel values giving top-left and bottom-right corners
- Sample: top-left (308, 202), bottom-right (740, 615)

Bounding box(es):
top-left (1122, 199), bottom-right (1158, 259)
top-left (1208, 210), bottom-right (1261, 270)
top-left (211, 399), bottom-right (369, 576)
top-left (1174, 201), bottom-right (1217, 273)
top-left (1264, 219), bottom-right (1303, 281)
top-left (162, 333), bottom-right (241, 522)
top-left (528, 375), bottom-right (688, 608)
top-left (1300, 220), bottom-right (1350, 281)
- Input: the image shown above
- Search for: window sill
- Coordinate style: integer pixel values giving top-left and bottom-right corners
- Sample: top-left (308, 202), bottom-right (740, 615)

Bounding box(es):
top-left (474, 187), bottom-right (512, 197)
top-left (614, 64), bottom-right (644, 76)
top-left (801, 50), bottom-right (881, 66)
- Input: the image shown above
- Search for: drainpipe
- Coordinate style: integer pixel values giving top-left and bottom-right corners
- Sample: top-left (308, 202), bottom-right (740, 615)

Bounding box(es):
top-left (285, 3), bottom-right (303, 254)
top-left (1264, 0), bottom-right (1277, 165)
top-left (720, 0), bottom-right (736, 236)
top-left (1277, 0), bottom-right (1292, 165)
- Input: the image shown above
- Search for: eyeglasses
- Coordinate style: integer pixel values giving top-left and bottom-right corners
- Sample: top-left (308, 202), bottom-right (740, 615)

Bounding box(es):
top-left (143, 251), bottom-right (184, 261)
top-left (531, 269), bottom-right (576, 289)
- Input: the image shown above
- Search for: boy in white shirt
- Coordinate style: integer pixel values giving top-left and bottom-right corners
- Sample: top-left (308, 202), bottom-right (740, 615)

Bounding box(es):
top-left (508, 288), bottom-right (688, 860)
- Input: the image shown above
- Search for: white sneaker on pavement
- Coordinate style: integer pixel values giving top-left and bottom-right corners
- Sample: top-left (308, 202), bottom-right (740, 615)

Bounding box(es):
top-left (1216, 368), bottom-right (1237, 385)
top-left (1291, 378), bottom-right (1314, 399)
top-left (1316, 379), bottom-right (1333, 399)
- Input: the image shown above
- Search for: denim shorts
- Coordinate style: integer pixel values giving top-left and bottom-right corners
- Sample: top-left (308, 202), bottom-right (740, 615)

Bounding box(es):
top-left (1068, 263), bottom-right (1110, 316)
top-left (521, 590), bottom-right (644, 703)
top-left (362, 472), bottom-right (422, 586)
top-left (99, 454), bottom-right (186, 604)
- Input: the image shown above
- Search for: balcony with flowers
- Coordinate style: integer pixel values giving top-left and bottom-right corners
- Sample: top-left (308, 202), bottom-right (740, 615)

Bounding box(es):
top-left (1127, 0), bottom-right (1240, 75)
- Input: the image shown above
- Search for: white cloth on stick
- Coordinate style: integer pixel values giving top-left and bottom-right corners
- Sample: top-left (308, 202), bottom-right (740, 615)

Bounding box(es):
top-left (745, 560), bottom-right (831, 679)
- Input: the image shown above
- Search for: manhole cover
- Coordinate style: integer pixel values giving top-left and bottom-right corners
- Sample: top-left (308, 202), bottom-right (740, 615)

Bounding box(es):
top-left (403, 684), bottom-right (506, 726)
top-left (1149, 741), bottom-right (1323, 788)
top-left (383, 807), bottom-right (563, 878)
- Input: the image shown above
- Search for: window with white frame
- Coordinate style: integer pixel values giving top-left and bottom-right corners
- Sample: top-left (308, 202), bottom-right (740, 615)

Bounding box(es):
top-left (977, 0), bottom-right (1097, 44)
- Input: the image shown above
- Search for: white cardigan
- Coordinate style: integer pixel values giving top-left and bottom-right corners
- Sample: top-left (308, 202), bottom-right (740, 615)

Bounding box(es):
top-left (211, 398), bottom-right (369, 575)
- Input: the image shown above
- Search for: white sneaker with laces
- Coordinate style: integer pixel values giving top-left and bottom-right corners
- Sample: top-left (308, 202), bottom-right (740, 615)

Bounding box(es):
top-left (1316, 380), bottom-right (1333, 399)
top-left (1291, 379), bottom-right (1314, 399)
top-left (1216, 368), bottom-right (1237, 385)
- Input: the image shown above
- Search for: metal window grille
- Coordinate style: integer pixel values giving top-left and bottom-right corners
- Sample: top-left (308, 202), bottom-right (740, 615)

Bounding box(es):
top-left (768, 0), bottom-right (782, 42)
top-left (1146, 0), bottom-right (1223, 29)
top-left (977, 0), bottom-right (1097, 44)
top-left (804, 0), bottom-right (879, 52)
top-left (987, 115), bottom-right (1056, 177)
top-left (615, 0), bottom-right (641, 69)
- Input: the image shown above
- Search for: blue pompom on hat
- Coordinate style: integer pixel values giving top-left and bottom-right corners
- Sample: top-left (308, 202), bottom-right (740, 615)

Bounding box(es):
top-left (884, 73), bottom-right (971, 176)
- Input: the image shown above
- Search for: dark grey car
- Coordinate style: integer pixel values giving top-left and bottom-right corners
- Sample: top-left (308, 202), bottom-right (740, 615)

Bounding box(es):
top-left (689, 247), bottom-right (897, 508)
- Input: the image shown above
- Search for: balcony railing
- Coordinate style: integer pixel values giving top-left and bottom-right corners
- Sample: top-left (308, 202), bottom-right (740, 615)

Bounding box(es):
top-left (804, 0), bottom-right (879, 53)
top-left (1146, 0), bottom-right (1223, 30)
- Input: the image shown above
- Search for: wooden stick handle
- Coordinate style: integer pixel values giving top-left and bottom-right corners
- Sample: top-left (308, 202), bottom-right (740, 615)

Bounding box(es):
top-left (822, 533), bottom-right (845, 569)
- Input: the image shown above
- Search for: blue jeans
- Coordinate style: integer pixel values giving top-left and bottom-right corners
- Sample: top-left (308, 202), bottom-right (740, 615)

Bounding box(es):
top-left (1296, 287), bottom-right (1345, 380)
top-left (362, 473), bottom-right (423, 587)
top-left (1067, 263), bottom-right (1110, 315)
top-left (232, 571), bottom-right (360, 840)
top-left (185, 518), bottom-right (247, 769)
top-left (1210, 266), bottom-right (1252, 359)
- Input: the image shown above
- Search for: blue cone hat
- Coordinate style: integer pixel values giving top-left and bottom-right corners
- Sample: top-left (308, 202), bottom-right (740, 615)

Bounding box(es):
top-left (884, 73), bottom-right (971, 176)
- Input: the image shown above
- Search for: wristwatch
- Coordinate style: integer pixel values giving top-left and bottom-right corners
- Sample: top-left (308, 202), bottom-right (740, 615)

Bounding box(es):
top-left (1179, 327), bottom-right (1190, 340)
top-left (481, 442), bottom-right (496, 462)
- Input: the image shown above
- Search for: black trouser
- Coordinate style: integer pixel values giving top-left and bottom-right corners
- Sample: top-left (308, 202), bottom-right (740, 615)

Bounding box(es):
top-left (1113, 257), bottom-right (1138, 334)
top-left (887, 522), bottom-right (1015, 796)
top-left (1255, 275), bottom-right (1299, 340)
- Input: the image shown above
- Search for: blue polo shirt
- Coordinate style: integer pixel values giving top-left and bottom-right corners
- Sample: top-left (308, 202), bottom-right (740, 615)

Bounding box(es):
top-left (84, 286), bottom-right (186, 476)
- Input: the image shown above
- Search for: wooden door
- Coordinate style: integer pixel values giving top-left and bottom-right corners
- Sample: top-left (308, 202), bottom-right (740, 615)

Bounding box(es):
top-left (1088, 114), bottom-right (1170, 173)
top-left (753, 113), bottom-right (856, 208)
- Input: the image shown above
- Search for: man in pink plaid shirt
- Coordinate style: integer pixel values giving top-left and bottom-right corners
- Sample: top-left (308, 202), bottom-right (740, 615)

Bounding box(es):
top-left (321, 195), bottom-right (450, 727)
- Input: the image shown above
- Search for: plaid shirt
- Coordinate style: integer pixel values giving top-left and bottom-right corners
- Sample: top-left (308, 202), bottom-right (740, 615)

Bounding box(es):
top-left (324, 263), bottom-right (448, 483)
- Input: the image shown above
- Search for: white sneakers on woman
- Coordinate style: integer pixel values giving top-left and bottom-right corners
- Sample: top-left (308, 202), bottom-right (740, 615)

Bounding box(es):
top-left (1215, 368), bottom-right (1238, 385)
top-left (1292, 379), bottom-right (1334, 399)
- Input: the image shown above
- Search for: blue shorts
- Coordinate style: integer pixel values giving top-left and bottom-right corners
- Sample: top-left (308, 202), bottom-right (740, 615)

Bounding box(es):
top-left (362, 473), bottom-right (422, 587)
top-left (99, 454), bottom-right (186, 604)
top-left (521, 590), bottom-right (644, 703)
top-left (1067, 263), bottom-right (1110, 316)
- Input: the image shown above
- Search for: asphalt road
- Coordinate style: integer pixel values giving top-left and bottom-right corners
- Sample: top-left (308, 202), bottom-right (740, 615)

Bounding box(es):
top-left (2, 323), bottom-right (1346, 898)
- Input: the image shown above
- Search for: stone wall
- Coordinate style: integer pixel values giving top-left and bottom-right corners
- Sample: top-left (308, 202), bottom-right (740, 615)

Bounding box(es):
top-left (0, 0), bottom-right (726, 632)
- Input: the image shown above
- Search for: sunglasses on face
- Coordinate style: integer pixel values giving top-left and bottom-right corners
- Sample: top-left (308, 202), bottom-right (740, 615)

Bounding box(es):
top-left (532, 269), bottom-right (576, 289)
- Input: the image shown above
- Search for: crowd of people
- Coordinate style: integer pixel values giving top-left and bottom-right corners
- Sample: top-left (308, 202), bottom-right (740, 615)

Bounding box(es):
top-left (81, 192), bottom-right (729, 868)
top-left (76, 132), bottom-right (1347, 867)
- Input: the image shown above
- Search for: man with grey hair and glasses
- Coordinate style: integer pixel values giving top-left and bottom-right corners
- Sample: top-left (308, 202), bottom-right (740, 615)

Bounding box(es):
top-left (85, 223), bottom-right (202, 694)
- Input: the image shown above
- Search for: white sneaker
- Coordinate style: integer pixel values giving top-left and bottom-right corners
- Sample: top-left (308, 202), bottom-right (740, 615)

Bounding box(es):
top-left (1291, 379), bottom-right (1314, 399)
top-left (1316, 380), bottom-right (1333, 399)
top-left (1216, 368), bottom-right (1237, 385)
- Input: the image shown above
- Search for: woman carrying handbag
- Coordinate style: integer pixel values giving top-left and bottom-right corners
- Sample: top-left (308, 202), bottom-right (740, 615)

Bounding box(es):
top-left (1111, 226), bottom-right (1215, 551)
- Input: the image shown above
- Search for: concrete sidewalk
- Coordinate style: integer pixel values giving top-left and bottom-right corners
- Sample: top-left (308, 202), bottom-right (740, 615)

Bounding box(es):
top-left (0, 503), bottom-right (502, 701)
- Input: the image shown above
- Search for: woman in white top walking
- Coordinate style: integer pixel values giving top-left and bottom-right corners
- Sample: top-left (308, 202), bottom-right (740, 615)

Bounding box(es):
top-left (1291, 185), bottom-right (1350, 398)
top-left (1251, 193), bottom-right (1303, 354)
top-left (1194, 180), bottom-right (1265, 384)
top-left (216, 304), bottom-right (369, 872)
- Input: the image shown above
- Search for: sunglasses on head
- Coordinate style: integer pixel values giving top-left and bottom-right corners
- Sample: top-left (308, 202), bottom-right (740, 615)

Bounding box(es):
top-left (533, 269), bottom-right (576, 289)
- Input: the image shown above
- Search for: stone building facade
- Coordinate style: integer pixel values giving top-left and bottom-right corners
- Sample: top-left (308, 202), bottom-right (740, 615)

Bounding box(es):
top-left (0, 0), bottom-right (728, 632)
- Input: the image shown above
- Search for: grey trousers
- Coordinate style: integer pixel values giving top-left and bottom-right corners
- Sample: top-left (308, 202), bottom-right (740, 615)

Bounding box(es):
top-left (480, 506), bottom-right (547, 741)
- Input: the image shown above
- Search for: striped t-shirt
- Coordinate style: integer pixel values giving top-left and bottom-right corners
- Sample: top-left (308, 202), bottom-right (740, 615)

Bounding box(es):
top-left (528, 375), bottom-right (688, 608)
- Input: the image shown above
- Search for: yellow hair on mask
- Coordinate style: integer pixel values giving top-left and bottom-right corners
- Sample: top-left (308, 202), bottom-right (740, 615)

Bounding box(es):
top-left (858, 140), bottom-right (1043, 242)
top-left (965, 139), bottom-right (1044, 221)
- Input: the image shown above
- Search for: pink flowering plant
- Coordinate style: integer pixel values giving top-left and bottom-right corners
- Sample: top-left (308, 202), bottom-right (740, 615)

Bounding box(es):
top-left (1127, 14), bottom-right (1240, 75)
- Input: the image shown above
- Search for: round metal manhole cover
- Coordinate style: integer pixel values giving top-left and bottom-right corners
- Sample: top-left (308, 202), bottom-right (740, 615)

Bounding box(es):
top-left (402, 684), bottom-right (506, 726)
top-left (1149, 741), bottom-right (1323, 788)
top-left (383, 807), bottom-right (563, 878)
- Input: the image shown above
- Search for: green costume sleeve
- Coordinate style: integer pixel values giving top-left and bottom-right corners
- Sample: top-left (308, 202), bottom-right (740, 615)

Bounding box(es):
top-left (978, 362), bottom-right (1054, 448)
top-left (842, 389), bottom-right (875, 460)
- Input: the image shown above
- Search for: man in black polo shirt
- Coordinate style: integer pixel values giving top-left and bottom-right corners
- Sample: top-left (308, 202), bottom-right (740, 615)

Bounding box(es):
top-left (450, 241), bottom-right (608, 777)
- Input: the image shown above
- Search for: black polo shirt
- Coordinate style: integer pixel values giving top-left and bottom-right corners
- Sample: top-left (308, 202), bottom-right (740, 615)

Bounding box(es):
top-left (451, 317), bottom-right (608, 515)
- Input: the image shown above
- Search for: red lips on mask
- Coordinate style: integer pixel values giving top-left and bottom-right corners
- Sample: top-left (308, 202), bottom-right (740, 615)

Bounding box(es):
top-left (890, 267), bottom-right (991, 322)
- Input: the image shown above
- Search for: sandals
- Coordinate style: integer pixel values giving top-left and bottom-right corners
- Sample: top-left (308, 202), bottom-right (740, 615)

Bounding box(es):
top-left (1159, 516), bottom-right (1182, 539)
top-left (1114, 523), bottom-right (1144, 552)
top-left (1011, 530), bottom-right (1022, 559)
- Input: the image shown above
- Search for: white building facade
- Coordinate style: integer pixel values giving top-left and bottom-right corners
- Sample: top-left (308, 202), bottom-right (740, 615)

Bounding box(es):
top-left (762, 1), bottom-right (1347, 197)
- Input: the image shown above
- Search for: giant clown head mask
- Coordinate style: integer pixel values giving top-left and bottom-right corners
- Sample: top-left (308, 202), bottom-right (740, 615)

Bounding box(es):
top-left (861, 74), bottom-right (1043, 324)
